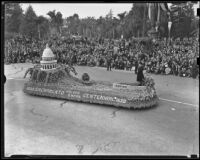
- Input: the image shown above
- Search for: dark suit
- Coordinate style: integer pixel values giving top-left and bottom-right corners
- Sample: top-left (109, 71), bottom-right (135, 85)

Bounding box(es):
top-left (135, 60), bottom-right (138, 74)
top-left (137, 65), bottom-right (144, 85)
top-left (106, 56), bottom-right (112, 71)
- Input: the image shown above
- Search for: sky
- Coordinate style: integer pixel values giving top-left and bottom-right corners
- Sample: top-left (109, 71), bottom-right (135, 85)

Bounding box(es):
top-left (20, 3), bottom-right (199, 19)
top-left (20, 3), bottom-right (133, 19)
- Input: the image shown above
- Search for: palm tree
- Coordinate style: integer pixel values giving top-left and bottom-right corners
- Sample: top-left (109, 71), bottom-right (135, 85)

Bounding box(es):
top-left (117, 12), bottom-right (126, 38)
top-left (47, 10), bottom-right (63, 35)
top-left (56, 12), bottom-right (63, 34)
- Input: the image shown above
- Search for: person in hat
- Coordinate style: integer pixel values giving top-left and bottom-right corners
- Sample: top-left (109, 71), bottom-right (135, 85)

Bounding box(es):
top-left (137, 62), bottom-right (145, 86)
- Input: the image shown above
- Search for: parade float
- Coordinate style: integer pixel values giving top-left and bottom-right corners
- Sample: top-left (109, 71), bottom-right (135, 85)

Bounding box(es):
top-left (23, 44), bottom-right (158, 109)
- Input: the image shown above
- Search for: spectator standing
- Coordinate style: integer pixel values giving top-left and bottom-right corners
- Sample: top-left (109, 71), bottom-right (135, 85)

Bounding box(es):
top-left (106, 52), bottom-right (112, 71)
top-left (135, 58), bottom-right (138, 74)
top-left (137, 62), bottom-right (145, 86)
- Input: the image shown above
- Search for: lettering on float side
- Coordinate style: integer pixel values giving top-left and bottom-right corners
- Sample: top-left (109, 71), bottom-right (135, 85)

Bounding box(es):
top-left (25, 87), bottom-right (127, 103)
top-left (26, 86), bottom-right (64, 95)
top-left (82, 93), bottom-right (126, 104)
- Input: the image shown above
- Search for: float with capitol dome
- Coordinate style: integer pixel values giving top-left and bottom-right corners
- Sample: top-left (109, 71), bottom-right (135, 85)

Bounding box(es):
top-left (23, 44), bottom-right (158, 109)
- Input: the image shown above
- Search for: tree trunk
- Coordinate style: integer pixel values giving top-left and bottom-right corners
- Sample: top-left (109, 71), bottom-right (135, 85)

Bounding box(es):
top-left (38, 25), bottom-right (41, 39)
top-left (137, 30), bottom-right (140, 37)
top-left (142, 5), bottom-right (147, 37)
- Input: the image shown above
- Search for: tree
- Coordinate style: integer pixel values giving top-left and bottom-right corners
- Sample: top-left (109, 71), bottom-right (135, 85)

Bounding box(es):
top-left (5, 3), bottom-right (23, 34)
top-left (96, 16), bottom-right (105, 38)
top-left (20, 5), bottom-right (38, 38)
top-left (104, 10), bottom-right (114, 38)
top-left (142, 4), bottom-right (148, 37)
top-left (47, 10), bottom-right (63, 35)
top-left (36, 16), bottom-right (50, 39)
top-left (117, 11), bottom-right (126, 38)
top-left (86, 17), bottom-right (97, 38)
top-left (170, 2), bottom-right (196, 38)
top-left (124, 4), bottom-right (145, 38)
top-left (117, 11), bottom-right (126, 24)
top-left (36, 16), bottom-right (43, 39)
top-left (134, 4), bottom-right (146, 37)
top-left (158, 9), bottom-right (168, 38)
top-left (106, 9), bottom-right (113, 19)
top-left (56, 12), bottom-right (63, 33)
top-left (190, 17), bottom-right (199, 37)
top-left (112, 17), bottom-right (119, 39)
top-left (66, 13), bottom-right (80, 35)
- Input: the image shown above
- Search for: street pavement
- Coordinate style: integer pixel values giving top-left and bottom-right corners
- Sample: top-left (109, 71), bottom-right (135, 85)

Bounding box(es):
top-left (4, 63), bottom-right (199, 156)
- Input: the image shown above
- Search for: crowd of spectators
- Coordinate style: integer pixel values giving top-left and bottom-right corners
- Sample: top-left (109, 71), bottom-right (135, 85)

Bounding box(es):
top-left (4, 33), bottom-right (199, 79)
top-left (5, 34), bottom-right (44, 64)
top-left (142, 37), bottom-right (199, 78)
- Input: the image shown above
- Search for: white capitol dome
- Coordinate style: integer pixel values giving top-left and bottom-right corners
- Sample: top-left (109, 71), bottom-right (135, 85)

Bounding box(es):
top-left (42, 44), bottom-right (55, 58)
top-left (40, 44), bottom-right (57, 70)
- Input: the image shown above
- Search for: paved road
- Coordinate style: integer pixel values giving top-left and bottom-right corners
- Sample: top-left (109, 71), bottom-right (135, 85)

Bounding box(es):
top-left (4, 64), bottom-right (199, 156)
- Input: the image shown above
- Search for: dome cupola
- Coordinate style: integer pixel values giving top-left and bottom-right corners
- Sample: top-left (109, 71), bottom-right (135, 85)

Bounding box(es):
top-left (40, 44), bottom-right (57, 70)
top-left (42, 44), bottom-right (55, 61)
